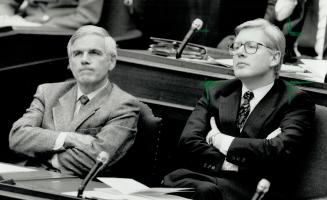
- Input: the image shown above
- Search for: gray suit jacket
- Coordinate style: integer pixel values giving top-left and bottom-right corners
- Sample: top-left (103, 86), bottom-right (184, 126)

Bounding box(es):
top-left (9, 80), bottom-right (140, 176)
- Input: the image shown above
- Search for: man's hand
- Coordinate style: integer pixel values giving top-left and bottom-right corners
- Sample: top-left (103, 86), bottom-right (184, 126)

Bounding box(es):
top-left (64, 133), bottom-right (95, 149)
top-left (206, 117), bottom-right (234, 155)
top-left (206, 117), bottom-right (222, 144)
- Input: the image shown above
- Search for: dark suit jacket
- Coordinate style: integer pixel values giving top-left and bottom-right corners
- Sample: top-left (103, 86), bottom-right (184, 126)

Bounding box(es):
top-left (9, 80), bottom-right (140, 177)
top-left (178, 79), bottom-right (315, 195)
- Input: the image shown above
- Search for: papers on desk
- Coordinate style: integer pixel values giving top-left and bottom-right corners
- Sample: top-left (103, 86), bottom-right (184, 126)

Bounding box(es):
top-left (214, 59), bottom-right (233, 67)
top-left (0, 162), bottom-right (36, 173)
top-left (213, 58), bottom-right (327, 83)
top-left (299, 59), bottom-right (327, 83)
top-left (176, 56), bottom-right (232, 68)
top-left (64, 177), bottom-right (192, 200)
top-left (0, 15), bottom-right (41, 28)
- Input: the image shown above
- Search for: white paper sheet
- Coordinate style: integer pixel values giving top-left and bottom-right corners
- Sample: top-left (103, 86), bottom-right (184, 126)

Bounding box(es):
top-left (0, 162), bottom-right (36, 173)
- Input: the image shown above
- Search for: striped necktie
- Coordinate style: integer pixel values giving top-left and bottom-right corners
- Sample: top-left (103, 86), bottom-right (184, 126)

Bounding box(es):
top-left (236, 91), bottom-right (254, 130)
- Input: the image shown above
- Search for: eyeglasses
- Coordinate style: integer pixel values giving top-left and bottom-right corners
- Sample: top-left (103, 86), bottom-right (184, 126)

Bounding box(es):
top-left (229, 41), bottom-right (274, 55)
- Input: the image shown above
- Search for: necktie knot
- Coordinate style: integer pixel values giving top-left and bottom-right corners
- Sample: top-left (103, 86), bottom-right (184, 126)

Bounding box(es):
top-left (243, 91), bottom-right (254, 101)
top-left (79, 95), bottom-right (89, 105)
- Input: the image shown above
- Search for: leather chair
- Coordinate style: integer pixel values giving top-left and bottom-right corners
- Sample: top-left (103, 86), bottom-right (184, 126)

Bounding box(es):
top-left (293, 105), bottom-right (327, 199)
top-left (108, 101), bottom-right (162, 186)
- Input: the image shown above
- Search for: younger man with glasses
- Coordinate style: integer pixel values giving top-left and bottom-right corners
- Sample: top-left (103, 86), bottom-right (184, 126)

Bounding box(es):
top-left (163, 19), bottom-right (315, 200)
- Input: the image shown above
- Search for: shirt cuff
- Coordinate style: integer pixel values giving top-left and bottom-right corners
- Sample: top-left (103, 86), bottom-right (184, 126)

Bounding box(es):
top-left (219, 134), bottom-right (234, 155)
top-left (53, 132), bottom-right (68, 151)
top-left (221, 160), bottom-right (239, 171)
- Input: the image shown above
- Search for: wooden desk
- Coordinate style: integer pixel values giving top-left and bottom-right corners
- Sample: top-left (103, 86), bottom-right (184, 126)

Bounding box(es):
top-left (113, 49), bottom-right (327, 108)
top-left (0, 162), bottom-right (107, 200)
top-left (0, 27), bottom-right (72, 68)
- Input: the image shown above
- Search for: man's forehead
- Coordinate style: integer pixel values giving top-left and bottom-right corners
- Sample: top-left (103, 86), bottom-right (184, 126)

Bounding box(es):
top-left (235, 28), bottom-right (266, 43)
top-left (72, 35), bottom-right (106, 50)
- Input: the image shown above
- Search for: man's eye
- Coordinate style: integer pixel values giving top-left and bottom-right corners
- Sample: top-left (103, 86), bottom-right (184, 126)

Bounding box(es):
top-left (72, 51), bottom-right (82, 57)
top-left (247, 44), bottom-right (257, 49)
top-left (246, 42), bottom-right (258, 49)
top-left (233, 44), bottom-right (241, 49)
top-left (89, 50), bottom-right (102, 55)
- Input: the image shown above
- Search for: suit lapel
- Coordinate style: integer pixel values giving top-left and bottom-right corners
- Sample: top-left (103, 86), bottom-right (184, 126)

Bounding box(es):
top-left (53, 85), bottom-right (77, 131)
top-left (218, 85), bottom-right (241, 136)
top-left (241, 82), bottom-right (279, 138)
top-left (70, 83), bottom-right (113, 131)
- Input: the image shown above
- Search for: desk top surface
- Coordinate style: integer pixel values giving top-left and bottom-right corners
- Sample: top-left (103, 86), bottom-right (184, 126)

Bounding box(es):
top-left (117, 49), bottom-right (327, 91)
top-left (0, 162), bottom-right (107, 199)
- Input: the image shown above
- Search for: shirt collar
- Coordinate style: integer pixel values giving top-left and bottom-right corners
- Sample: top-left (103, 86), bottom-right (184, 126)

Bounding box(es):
top-left (76, 80), bottom-right (109, 102)
top-left (242, 81), bottom-right (274, 101)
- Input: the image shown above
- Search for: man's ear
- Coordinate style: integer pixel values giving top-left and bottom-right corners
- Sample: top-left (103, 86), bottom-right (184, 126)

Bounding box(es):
top-left (270, 51), bottom-right (281, 67)
top-left (108, 56), bottom-right (116, 71)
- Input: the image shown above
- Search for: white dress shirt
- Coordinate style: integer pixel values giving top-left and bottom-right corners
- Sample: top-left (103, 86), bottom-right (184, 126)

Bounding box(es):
top-left (220, 81), bottom-right (274, 171)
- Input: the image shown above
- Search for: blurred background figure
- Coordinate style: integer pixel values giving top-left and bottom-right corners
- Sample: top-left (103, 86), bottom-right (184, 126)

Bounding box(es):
top-left (267, 0), bottom-right (327, 60)
top-left (297, 0), bottom-right (327, 59)
top-left (0, 0), bottom-right (104, 30)
top-left (265, 0), bottom-right (306, 62)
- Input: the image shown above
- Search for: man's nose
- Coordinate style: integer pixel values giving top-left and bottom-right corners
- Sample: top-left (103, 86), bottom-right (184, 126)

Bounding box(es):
top-left (81, 52), bottom-right (90, 64)
top-left (234, 45), bottom-right (246, 57)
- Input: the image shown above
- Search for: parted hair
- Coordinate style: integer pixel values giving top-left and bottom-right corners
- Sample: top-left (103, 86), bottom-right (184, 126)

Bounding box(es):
top-left (235, 18), bottom-right (286, 78)
top-left (67, 25), bottom-right (117, 60)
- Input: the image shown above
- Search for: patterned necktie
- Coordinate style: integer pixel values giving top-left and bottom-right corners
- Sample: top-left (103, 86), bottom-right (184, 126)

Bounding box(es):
top-left (79, 95), bottom-right (89, 105)
top-left (236, 91), bottom-right (254, 130)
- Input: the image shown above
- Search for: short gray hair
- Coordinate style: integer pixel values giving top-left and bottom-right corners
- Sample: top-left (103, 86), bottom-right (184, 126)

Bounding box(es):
top-left (235, 18), bottom-right (286, 78)
top-left (67, 25), bottom-right (117, 60)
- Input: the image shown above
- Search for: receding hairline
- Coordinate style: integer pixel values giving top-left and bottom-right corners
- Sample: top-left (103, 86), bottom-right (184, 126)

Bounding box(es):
top-left (67, 26), bottom-right (117, 57)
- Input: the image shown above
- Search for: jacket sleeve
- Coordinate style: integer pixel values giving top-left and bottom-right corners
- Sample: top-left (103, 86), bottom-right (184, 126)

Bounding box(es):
top-left (43, 0), bottom-right (104, 30)
top-left (179, 94), bottom-right (226, 174)
top-left (0, 0), bottom-right (23, 15)
top-left (226, 91), bottom-right (315, 172)
top-left (9, 85), bottom-right (61, 157)
top-left (56, 97), bottom-right (140, 176)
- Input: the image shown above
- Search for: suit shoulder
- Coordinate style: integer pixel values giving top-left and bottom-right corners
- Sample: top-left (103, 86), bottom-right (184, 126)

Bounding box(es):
top-left (110, 84), bottom-right (139, 104)
top-left (204, 79), bottom-right (240, 97)
top-left (201, 79), bottom-right (240, 105)
top-left (279, 79), bottom-right (315, 105)
top-left (36, 80), bottom-right (76, 95)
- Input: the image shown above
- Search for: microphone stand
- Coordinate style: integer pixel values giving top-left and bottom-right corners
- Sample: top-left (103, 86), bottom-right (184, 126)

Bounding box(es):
top-left (77, 164), bottom-right (104, 198)
top-left (77, 152), bottom-right (109, 198)
top-left (176, 18), bottom-right (203, 59)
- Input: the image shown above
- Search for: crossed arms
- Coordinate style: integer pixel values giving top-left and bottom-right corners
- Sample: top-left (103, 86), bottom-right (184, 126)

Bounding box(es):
top-left (9, 84), bottom-right (139, 176)
top-left (178, 89), bottom-right (315, 174)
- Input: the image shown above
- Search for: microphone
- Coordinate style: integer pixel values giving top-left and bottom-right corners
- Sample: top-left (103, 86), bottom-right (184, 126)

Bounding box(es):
top-left (77, 151), bottom-right (109, 198)
top-left (251, 178), bottom-right (270, 200)
top-left (176, 18), bottom-right (203, 59)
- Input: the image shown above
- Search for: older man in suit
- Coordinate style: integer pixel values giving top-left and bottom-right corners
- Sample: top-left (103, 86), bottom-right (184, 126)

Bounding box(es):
top-left (163, 19), bottom-right (315, 200)
top-left (9, 25), bottom-right (140, 177)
